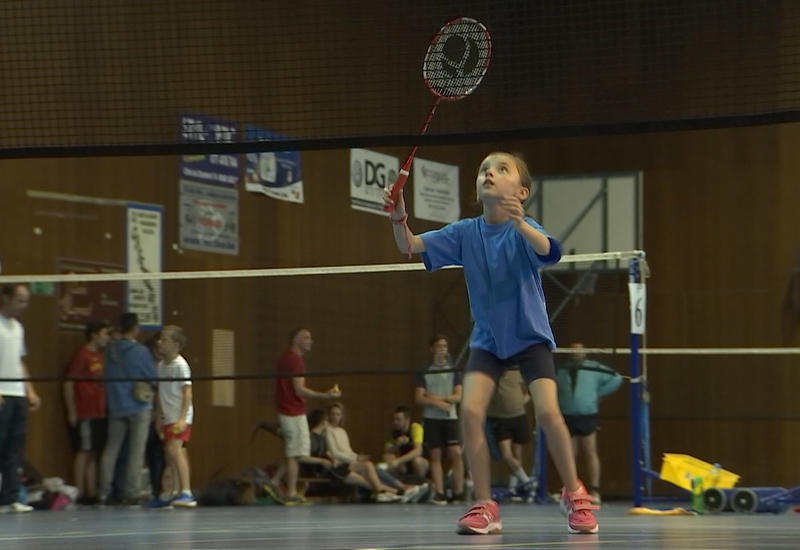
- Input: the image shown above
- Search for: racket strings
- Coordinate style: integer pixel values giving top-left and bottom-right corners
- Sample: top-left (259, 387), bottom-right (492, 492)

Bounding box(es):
top-left (424, 19), bottom-right (491, 99)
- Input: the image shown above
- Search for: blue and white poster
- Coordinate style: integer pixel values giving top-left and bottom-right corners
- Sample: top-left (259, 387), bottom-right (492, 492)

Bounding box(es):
top-left (179, 113), bottom-right (240, 188)
top-left (243, 126), bottom-right (304, 203)
top-left (179, 180), bottom-right (239, 256)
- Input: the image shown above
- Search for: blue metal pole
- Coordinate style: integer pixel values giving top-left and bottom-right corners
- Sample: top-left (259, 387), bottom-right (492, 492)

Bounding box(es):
top-left (629, 256), bottom-right (643, 508)
top-left (642, 362), bottom-right (653, 499)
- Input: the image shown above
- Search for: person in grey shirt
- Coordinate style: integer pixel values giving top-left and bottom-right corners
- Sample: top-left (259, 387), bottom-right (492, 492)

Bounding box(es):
top-left (414, 335), bottom-right (464, 504)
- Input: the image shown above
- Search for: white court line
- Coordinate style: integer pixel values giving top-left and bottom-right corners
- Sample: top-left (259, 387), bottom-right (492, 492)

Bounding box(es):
top-left (0, 521), bottom-right (429, 543)
top-left (0, 528), bottom-right (234, 542)
top-left (351, 533), bottom-right (798, 550)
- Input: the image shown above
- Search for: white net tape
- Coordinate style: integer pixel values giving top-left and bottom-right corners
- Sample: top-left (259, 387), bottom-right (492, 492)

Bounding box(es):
top-left (556, 347), bottom-right (800, 354)
top-left (0, 250), bottom-right (646, 284)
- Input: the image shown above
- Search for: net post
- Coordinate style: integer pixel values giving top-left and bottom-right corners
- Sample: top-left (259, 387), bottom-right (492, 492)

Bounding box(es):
top-left (642, 375), bottom-right (653, 500)
top-left (628, 254), bottom-right (644, 508)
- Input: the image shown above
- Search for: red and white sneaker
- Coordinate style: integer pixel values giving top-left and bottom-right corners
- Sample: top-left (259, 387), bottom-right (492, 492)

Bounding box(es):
top-left (560, 483), bottom-right (600, 534)
top-left (456, 500), bottom-right (502, 535)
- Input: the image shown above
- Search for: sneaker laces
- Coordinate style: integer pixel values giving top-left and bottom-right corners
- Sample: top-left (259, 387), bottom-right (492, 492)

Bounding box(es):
top-left (462, 502), bottom-right (496, 521)
top-left (568, 492), bottom-right (600, 515)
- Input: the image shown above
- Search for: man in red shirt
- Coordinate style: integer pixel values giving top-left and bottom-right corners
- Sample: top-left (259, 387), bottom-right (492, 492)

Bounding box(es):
top-left (63, 320), bottom-right (111, 505)
top-left (275, 328), bottom-right (340, 504)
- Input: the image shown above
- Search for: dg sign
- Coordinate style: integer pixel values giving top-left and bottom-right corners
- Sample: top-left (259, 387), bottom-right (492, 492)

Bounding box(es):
top-left (350, 148), bottom-right (399, 215)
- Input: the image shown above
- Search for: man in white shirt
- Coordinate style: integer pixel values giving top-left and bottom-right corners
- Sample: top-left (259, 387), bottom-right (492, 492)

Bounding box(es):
top-left (0, 284), bottom-right (41, 513)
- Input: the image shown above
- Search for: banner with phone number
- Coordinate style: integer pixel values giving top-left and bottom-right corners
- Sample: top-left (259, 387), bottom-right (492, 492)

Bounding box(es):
top-left (178, 113), bottom-right (240, 188)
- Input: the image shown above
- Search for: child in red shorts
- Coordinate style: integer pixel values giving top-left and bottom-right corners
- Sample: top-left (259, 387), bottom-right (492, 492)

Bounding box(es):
top-left (148, 325), bottom-right (195, 508)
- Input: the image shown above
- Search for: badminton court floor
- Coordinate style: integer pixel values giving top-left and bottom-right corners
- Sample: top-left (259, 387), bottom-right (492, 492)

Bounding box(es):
top-left (0, 502), bottom-right (797, 549)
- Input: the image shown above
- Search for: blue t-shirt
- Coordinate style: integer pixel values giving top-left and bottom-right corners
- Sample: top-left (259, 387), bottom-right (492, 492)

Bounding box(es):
top-left (420, 216), bottom-right (561, 359)
top-left (556, 360), bottom-right (623, 416)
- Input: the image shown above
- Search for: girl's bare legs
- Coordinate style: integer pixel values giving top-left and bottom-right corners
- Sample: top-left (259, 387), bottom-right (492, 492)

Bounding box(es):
top-left (528, 378), bottom-right (580, 492)
top-left (460, 372), bottom-right (497, 501)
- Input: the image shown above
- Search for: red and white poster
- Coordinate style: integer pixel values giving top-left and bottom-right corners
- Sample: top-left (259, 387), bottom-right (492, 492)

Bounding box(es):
top-left (58, 259), bottom-right (125, 332)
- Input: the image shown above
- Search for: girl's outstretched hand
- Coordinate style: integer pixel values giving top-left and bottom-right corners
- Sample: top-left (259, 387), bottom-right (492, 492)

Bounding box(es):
top-left (500, 196), bottom-right (525, 227)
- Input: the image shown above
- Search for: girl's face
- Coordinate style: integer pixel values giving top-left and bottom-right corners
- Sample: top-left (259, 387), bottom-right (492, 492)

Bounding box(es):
top-left (328, 406), bottom-right (343, 426)
top-left (475, 153), bottom-right (528, 203)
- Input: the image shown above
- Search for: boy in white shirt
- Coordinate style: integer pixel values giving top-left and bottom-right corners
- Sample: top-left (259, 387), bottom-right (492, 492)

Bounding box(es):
top-left (150, 326), bottom-right (195, 508)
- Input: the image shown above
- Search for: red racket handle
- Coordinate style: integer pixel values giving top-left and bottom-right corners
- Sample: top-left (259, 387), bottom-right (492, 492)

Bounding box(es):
top-left (383, 153), bottom-right (415, 213)
top-left (383, 98), bottom-right (438, 213)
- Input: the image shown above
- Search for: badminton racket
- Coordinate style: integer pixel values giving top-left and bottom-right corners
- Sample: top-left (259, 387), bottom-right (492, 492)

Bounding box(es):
top-left (384, 17), bottom-right (492, 213)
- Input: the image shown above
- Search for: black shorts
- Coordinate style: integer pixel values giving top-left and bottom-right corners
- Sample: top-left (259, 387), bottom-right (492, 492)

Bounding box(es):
top-left (69, 418), bottom-right (107, 452)
top-left (487, 414), bottom-right (530, 445)
top-left (563, 415), bottom-right (598, 436)
top-left (423, 418), bottom-right (460, 449)
top-left (465, 343), bottom-right (555, 385)
top-left (324, 463), bottom-right (351, 483)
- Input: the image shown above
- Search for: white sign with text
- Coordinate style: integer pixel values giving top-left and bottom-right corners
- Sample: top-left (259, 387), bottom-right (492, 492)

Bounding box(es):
top-left (126, 204), bottom-right (163, 329)
top-left (350, 149), bottom-right (399, 215)
top-left (413, 158), bottom-right (460, 224)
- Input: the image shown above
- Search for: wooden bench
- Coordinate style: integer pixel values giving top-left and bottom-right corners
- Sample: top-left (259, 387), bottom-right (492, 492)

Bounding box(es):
top-left (298, 476), bottom-right (359, 504)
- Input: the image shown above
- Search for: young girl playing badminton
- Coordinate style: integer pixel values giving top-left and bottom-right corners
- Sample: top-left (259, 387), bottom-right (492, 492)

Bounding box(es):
top-left (383, 152), bottom-right (599, 535)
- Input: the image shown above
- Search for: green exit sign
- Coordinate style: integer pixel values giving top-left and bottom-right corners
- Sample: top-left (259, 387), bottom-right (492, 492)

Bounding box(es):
top-left (30, 282), bottom-right (55, 296)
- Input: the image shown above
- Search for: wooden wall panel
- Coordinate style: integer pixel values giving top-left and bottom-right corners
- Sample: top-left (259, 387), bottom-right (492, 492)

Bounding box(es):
top-left (4, 123), bottom-right (799, 495)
